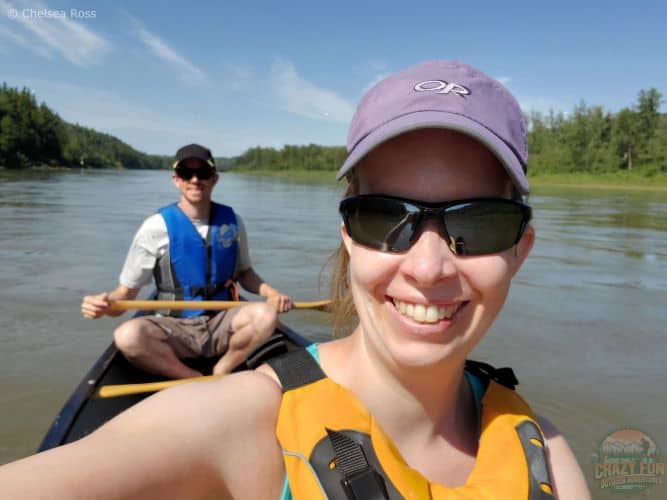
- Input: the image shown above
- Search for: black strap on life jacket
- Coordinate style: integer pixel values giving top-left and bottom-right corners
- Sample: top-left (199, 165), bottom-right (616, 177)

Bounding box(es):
top-left (517, 421), bottom-right (555, 499)
top-left (464, 359), bottom-right (519, 390)
top-left (266, 347), bottom-right (325, 391)
top-left (326, 429), bottom-right (390, 500)
top-left (268, 349), bottom-right (393, 499)
top-left (156, 282), bottom-right (230, 299)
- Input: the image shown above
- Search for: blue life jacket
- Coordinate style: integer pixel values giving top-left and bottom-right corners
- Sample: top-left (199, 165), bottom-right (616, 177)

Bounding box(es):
top-left (154, 202), bottom-right (238, 317)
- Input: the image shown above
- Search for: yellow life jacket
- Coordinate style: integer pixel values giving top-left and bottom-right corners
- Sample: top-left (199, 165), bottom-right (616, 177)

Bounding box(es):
top-left (268, 348), bottom-right (554, 500)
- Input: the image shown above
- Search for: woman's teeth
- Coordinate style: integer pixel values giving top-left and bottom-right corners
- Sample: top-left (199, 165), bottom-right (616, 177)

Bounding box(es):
top-left (393, 299), bottom-right (461, 324)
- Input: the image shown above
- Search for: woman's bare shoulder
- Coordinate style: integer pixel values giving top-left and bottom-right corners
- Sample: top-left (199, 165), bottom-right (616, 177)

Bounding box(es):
top-left (537, 415), bottom-right (591, 500)
top-left (130, 371), bottom-right (282, 453)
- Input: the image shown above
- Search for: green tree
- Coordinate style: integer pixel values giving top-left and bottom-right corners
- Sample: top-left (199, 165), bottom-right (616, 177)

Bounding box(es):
top-left (614, 108), bottom-right (642, 170)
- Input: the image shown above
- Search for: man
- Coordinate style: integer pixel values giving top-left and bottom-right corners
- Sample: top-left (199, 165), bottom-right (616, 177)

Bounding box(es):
top-left (81, 144), bottom-right (292, 379)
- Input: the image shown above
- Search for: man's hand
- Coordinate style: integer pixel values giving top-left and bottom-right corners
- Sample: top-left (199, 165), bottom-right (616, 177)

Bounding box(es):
top-left (81, 285), bottom-right (139, 319)
top-left (81, 292), bottom-right (112, 319)
top-left (267, 292), bottom-right (292, 313)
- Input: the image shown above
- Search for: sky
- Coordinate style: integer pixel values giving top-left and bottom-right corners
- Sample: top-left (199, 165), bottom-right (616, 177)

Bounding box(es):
top-left (0, 0), bottom-right (665, 157)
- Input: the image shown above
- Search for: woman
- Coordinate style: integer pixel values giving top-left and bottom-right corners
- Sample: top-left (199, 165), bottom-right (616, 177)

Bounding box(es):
top-left (0, 61), bottom-right (589, 499)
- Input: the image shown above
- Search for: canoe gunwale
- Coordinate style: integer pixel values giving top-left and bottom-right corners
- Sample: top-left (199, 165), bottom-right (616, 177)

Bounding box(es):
top-left (37, 342), bottom-right (120, 452)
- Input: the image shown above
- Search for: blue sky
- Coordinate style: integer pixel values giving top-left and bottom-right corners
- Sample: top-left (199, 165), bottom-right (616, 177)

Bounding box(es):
top-left (1, 0), bottom-right (665, 157)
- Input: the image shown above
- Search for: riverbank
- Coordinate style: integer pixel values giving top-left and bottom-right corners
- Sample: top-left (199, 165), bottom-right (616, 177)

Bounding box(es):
top-left (229, 168), bottom-right (335, 185)
top-left (4, 166), bottom-right (667, 192)
top-left (229, 168), bottom-right (667, 191)
top-left (529, 171), bottom-right (667, 191)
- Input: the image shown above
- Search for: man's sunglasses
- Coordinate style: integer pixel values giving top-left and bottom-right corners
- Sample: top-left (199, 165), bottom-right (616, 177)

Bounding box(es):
top-left (339, 194), bottom-right (532, 256)
top-left (175, 164), bottom-right (216, 180)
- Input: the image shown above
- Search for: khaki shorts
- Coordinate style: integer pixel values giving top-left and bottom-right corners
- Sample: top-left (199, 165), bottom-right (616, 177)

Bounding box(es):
top-left (144, 309), bottom-right (239, 359)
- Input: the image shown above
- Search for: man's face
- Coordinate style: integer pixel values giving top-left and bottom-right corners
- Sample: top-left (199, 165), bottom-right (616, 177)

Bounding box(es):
top-left (172, 157), bottom-right (219, 204)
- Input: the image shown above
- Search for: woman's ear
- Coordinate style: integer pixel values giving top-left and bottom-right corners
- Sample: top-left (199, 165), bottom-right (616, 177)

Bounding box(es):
top-left (341, 222), bottom-right (353, 256)
top-left (511, 224), bottom-right (535, 277)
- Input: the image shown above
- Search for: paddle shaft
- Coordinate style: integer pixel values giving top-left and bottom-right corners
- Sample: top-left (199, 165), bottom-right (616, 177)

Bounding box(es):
top-left (109, 299), bottom-right (331, 311)
top-left (95, 375), bottom-right (221, 398)
top-left (96, 298), bottom-right (329, 398)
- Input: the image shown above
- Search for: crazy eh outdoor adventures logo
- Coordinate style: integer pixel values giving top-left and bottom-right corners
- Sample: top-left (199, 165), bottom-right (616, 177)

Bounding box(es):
top-left (594, 427), bottom-right (664, 493)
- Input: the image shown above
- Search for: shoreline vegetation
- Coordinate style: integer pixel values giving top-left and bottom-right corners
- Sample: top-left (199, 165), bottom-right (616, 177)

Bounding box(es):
top-left (228, 168), bottom-right (667, 191)
top-left (4, 165), bottom-right (666, 192)
top-left (1, 83), bottom-right (665, 191)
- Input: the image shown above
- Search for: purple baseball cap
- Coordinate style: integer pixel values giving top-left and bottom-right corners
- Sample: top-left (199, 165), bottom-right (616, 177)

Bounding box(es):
top-left (337, 60), bottom-right (529, 195)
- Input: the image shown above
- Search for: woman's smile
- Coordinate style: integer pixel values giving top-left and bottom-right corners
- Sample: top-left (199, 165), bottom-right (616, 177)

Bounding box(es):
top-left (390, 297), bottom-right (466, 324)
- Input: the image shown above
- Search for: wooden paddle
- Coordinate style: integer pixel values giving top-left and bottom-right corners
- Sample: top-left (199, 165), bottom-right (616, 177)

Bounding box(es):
top-left (109, 299), bottom-right (331, 312)
top-left (95, 299), bottom-right (331, 398)
top-left (95, 375), bottom-right (221, 399)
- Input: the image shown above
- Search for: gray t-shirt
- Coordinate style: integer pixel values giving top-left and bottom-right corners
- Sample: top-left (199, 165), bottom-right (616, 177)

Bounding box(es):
top-left (119, 212), bottom-right (252, 289)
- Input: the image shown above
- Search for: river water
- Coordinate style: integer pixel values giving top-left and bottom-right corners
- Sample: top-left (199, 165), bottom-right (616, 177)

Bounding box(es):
top-left (0, 169), bottom-right (665, 496)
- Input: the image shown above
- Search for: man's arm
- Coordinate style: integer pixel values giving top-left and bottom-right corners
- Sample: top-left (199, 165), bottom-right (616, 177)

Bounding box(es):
top-left (236, 267), bottom-right (292, 313)
top-left (81, 214), bottom-right (161, 320)
top-left (81, 285), bottom-right (140, 319)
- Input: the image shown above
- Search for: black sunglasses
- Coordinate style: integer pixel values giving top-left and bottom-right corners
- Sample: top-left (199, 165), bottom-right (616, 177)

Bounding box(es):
top-left (175, 164), bottom-right (216, 181)
top-left (339, 194), bottom-right (532, 256)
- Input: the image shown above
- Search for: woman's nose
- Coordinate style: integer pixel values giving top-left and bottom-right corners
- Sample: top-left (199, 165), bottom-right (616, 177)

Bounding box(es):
top-left (399, 221), bottom-right (458, 286)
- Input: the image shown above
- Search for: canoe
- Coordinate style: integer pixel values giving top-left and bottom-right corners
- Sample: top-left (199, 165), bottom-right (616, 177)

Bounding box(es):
top-left (38, 321), bottom-right (311, 451)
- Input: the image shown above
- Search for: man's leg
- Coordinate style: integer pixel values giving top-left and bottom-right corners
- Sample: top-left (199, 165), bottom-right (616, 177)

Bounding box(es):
top-left (211, 303), bottom-right (278, 375)
top-left (113, 318), bottom-right (203, 379)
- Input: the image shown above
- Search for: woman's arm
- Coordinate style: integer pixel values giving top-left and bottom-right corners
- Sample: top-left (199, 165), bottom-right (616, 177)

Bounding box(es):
top-left (538, 415), bottom-right (591, 500)
top-left (0, 371), bottom-right (285, 499)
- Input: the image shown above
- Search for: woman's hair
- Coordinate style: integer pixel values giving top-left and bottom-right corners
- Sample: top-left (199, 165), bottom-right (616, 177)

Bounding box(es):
top-left (328, 173), bottom-right (359, 338)
top-left (327, 156), bottom-right (526, 338)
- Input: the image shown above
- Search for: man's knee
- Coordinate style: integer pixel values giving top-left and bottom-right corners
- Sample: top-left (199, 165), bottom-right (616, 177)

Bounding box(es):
top-left (113, 319), bottom-right (153, 356)
top-left (252, 302), bottom-right (278, 334)
top-left (234, 302), bottom-right (278, 335)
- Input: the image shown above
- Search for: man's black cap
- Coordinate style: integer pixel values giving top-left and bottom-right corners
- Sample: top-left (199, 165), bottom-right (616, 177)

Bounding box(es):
top-left (173, 144), bottom-right (216, 169)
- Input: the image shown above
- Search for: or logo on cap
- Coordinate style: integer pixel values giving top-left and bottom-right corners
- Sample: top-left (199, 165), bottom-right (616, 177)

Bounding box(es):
top-left (414, 80), bottom-right (470, 97)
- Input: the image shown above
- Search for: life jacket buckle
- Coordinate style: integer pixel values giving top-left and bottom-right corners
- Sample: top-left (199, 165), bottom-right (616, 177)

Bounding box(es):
top-left (341, 468), bottom-right (389, 500)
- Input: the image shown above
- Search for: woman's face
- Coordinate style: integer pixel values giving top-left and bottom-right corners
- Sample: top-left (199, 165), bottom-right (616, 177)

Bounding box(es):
top-left (342, 129), bottom-right (534, 369)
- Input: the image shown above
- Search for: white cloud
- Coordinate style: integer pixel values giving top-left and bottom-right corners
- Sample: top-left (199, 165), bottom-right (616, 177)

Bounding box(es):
top-left (361, 61), bottom-right (390, 92)
top-left (496, 76), bottom-right (511, 86)
top-left (363, 72), bottom-right (390, 92)
top-left (1, 77), bottom-right (286, 155)
top-left (491, 76), bottom-right (569, 115)
top-left (518, 96), bottom-right (569, 115)
top-left (368, 60), bottom-right (388, 72)
top-left (131, 17), bottom-right (207, 87)
top-left (0, 0), bottom-right (110, 66)
top-left (0, 24), bottom-right (35, 53)
top-left (0, 24), bottom-right (53, 57)
top-left (270, 59), bottom-right (354, 124)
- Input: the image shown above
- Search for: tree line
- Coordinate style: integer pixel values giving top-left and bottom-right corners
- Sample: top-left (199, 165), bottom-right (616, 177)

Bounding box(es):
top-left (0, 83), bottom-right (168, 169)
top-left (526, 88), bottom-right (665, 175)
top-left (1, 82), bottom-right (664, 176)
top-left (227, 143), bottom-right (347, 171)
top-left (229, 88), bottom-right (665, 176)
